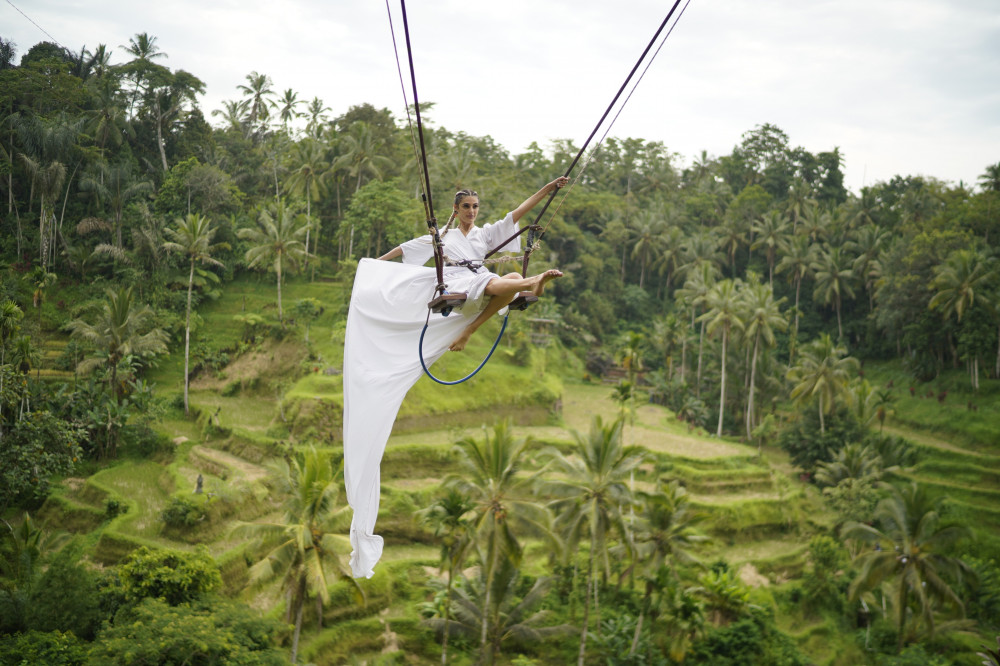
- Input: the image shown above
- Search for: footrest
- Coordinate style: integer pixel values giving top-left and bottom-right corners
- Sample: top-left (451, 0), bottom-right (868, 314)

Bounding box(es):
top-left (428, 292), bottom-right (467, 316)
top-left (509, 291), bottom-right (538, 311)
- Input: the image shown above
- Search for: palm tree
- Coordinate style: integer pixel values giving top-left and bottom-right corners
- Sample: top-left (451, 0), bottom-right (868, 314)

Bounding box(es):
top-left (785, 178), bottom-right (817, 234)
top-left (929, 248), bottom-right (997, 388)
top-left (277, 88), bottom-right (303, 128)
top-left (66, 287), bottom-right (169, 409)
top-left (630, 210), bottom-right (666, 289)
top-left (0, 37), bottom-right (15, 71)
top-left (237, 71), bottom-right (276, 136)
top-left (652, 225), bottom-right (685, 296)
top-left (799, 206), bottom-right (832, 243)
top-left (628, 480), bottom-right (707, 657)
top-left (84, 43), bottom-right (113, 78)
top-left (715, 216), bottom-right (747, 276)
top-left (751, 210), bottom-right (791, 286)
top-left (786, 333), bottom-right (859, 434)
top-left (812, 245), bottom-right (856, 339)
top-left (842, 483), bottom-right (973, 653)
top-left (27, 266), bottom-right (57, 325)
top-left (978, 162), bottom-right (1000, 192)
top-left (929, 248), bottom-right (996, 324)
top-left (699, 566), bottom-right (752, 626)
top-left (872, 388), bottom-right (896, 433)
top-left (739, 278), bottom-right (787, 440)
top-left (675, 261), bottom-right (718, 396)
top-left (284, 138), bottom-right (329, 272)
top-left (334, 121), bottom-right (394, 257)
top-left (848, 225), bottom-right (889, 312)
top-left (543, 415), bottom-right (644, 666)
top-left (776, 234), bottom-right (817, 348)
top-left (237, 448), bottom-right (359, 664)
top-left (87, 77), bottom-right (133, 158)
top-left (678, 230), bottom-right (724, 282)
top-left (814, 443), bottom-right (886, 487)
top-left (239, 199), bottom-right (310, 322)
top-left (417, 488), bottom-right (475, 666)
top-left (0, 300), bottom-right (24, 436)
top-left (651, 313), bottom-right (685, 382)
top-left (162, 213), bottom-right (228, 416)
top-left (19, 154), bottom-right (66, 270)
top-left (435, 558), bottom-right (570, 664)
top-left (699, 279), bottom-right (745, 437)
top-left (305, 97), bottom-right (332, 138)
top-left (79, 161), bottom-right (153, 249)
top-left (120, 32), bottom-right (166, 119)
top-left (445, 421), bottom-right (552, 661)
top-left (211, 98), bottom-right (250, 133)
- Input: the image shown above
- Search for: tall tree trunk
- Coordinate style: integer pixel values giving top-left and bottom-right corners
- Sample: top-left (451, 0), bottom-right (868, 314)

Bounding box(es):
top-left (696, 320), bottom-right (705, 397)
top-left (291, 590), bottom-right (304, 664)
top-left (183, 260), bottom-right (194, 416)
top-left (716, 328), bottom-right (728, 437)
top-left (276, 252), bottom-right (284, 322)
top-left (442, 568), bottom-right (453, 665)
top-left (577, 543), bottom-right (596, 666)
top-left (995, 323), bottom-right (1000, 378)
top-left (481, 539), bottom-right (499, 662)
top-left (747, 334), bottom-right (759, 440)
top-left (155, 96), bottom-right (169, 171)
top-left (896, 582), bottom-right (907, 654)
top-left (835, 296), bottom-right (843, 339)
top-left (304, 194), bottom-right (312, 270)
top-left (818, 394), bottom-right (825, 434)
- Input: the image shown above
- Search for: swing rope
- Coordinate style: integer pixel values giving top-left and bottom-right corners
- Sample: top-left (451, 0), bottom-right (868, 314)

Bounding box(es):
top-left (483, 0), bottom-right (690, 275)
top-left (517, 0), bottom-right (694, 269)
top-left (388, 0), bottom-right (692, 384)
top-left (393, 0), bottom-right (508, 385)
top-left (418, 309), bottom-right (509, 386)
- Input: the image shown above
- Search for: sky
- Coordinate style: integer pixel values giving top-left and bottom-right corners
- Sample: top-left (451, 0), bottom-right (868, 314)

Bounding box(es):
top-left (3, 0), bottom-right (999, 195)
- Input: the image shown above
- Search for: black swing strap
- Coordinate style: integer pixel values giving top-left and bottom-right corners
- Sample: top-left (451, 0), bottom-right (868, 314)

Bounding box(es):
top-left (399, 0), bottom-right (447, 297)
top-left (484, 0), bottom-right (689, 272)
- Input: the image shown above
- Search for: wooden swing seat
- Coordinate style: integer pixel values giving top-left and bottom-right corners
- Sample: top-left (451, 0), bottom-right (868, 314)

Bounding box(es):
top-left (428, 292), bottom-right (468, 316)
top-left (508, 291), bottom-right (538, 311)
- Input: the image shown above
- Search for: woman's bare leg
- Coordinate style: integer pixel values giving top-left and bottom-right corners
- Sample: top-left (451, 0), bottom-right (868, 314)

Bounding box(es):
top-left (449, 270), bottom-right (563, 351)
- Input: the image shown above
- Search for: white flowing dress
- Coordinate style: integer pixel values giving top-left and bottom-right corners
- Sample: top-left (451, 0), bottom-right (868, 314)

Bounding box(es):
top-left (343, 212), bottom-right (521, 578)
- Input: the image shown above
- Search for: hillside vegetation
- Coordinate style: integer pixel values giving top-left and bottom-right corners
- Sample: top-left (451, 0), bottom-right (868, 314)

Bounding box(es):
top-left (1, 28), bottom-right (999, 665)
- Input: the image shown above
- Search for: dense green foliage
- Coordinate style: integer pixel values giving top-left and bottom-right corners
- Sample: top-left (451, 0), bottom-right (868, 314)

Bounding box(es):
top-left (0, 27), bottom-right (998, 665)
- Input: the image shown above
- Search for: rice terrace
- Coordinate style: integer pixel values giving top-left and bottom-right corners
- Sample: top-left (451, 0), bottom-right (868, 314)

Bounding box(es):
top-left (2, 4), bottom-right (1000, 665)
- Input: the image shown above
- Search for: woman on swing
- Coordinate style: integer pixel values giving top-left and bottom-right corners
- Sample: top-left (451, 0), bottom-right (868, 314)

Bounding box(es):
top-left (377, 176), bottom-right (568, 351)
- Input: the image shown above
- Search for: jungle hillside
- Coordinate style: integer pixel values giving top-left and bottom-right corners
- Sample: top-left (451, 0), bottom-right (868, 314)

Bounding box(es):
top-left (2, 33), bottom-right (1000, 666)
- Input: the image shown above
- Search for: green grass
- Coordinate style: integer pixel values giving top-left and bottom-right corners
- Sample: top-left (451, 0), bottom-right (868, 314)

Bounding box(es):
top-left (31, 279), bottom-right (1000, 665)
top-left (864, 360), bottom-right (1000, 452)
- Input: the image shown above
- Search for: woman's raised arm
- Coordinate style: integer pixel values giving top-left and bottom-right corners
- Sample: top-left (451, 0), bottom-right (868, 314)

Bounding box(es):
top-left (511, 176), bottom-right (569, 223)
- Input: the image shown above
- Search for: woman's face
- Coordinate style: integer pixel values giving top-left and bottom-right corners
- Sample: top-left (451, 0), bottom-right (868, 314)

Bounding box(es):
top-left (454, 195), bottom-right (480, 225)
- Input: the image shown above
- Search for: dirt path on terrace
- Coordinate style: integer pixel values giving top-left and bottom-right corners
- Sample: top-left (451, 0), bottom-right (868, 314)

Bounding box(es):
top-left (882, 424), bottom-right (996, 459)
top-left (190, 444), bottom-right (269, 482)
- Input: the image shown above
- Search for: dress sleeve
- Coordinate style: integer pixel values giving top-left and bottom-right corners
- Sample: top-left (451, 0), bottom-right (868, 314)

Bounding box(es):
top-left (399, 235), bottom-right (435, 265)
top-left (479, 212), bottom-right (522, 254)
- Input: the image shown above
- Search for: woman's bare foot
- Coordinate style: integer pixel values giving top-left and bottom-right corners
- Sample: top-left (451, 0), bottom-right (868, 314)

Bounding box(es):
top-left (449, 328), bottom-right (472, 352)
top-left (531, 269), bottom-right (563, 296)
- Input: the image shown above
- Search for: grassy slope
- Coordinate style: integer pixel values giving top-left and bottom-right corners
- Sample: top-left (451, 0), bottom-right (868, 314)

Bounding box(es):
top-left (29, 276), bottom-right (1000, 664)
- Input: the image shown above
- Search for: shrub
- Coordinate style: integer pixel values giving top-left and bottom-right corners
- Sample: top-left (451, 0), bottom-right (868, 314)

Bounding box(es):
top-left (0, 630), bottom-right (88, 666)
top-left (160, 496), bottom-right (207, 528)
top-left (687, 607), bottom-right (808, 666)
top-left (89, 597), bottom-right (285, 666)
top-left (777, 407), bottom-right (865, 474)
top-left (25, 546), bottom-right (103, 640)
top-left (103, 546), bottom-right (222, 611)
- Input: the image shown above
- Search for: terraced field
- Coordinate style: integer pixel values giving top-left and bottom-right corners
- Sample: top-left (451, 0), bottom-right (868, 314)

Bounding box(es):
top-left (26, 277), bottom-right (998, 664)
